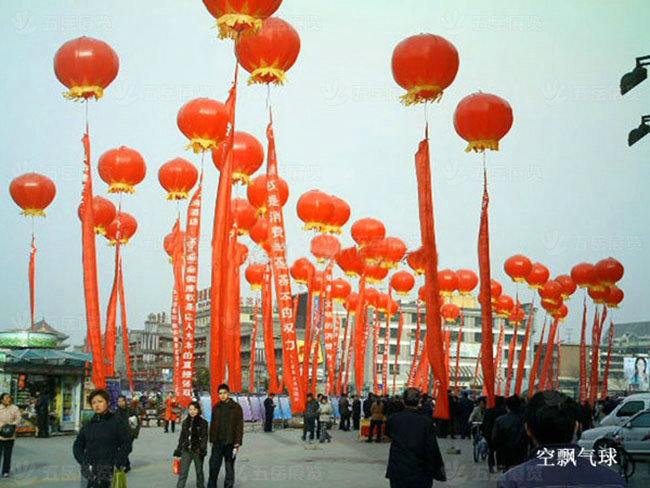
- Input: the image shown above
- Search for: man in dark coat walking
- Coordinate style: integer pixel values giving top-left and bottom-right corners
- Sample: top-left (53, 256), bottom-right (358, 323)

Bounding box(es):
top-left (263, 393), bottom-right (275, 432)
top-left (483, 396), bottom-right (506, 473)
top-left (338, 393), bottom-right (351, 431)
top-left (207, 384), bottom-right (243, 488)
top-left (385, 388), bottom-right (445, 488)
top-left (35, 391), bottom-right (50, 438)
top-left (492, 395), bottom-right (528, 471)
top-left (351, 395), bottom-right (361, 430)
top-left (115, 395), bottom-right (140, 472)
top-left (457, 392), bottom-right (474, 439)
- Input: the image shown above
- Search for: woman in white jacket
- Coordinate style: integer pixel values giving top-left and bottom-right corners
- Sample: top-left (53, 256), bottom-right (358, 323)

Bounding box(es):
top-left (0, 393), bottom-right (22, 478)
top-left (318, 396), bottom-right (333, 443)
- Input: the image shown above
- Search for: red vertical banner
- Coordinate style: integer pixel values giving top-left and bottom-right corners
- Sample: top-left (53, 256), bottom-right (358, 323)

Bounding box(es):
top-left (117, 260), bottom-right (134, 392)
top-left (333, 314), bottom-right (343, 395)
top-left (505, 321), bottom-right (519, 396)
top-left (589, 307), bottom-right (601, 405)
top-left (301, 275), bottom-right (314, 391)
top-left (601, 321), bottom-right (615, 399)
top-left (408, 301), bottom-right (422, 387)
top-left (381, 290), bottom-right (392, 395)
top-left (414, 133), bottom-right (449, 419)
top-left (472, 349), bottom-right (482, 391)
top-left (579, 298), bottom-right (588, 403)
top-left (80, 126), bottom-right (106, 389)
top-left (392, 310), bottom-right (404, 395)
top-left (223, 231), bottom-right (238, 388)
top-left (322, 263), bottom-right (336, 394)
top-left (29, 236), bottom-right (36, 331)
top-left (372, 310), bottom-right (380, 394)
top-left (539, 318), bottom-right (559, 391)
top-left (265, 116), bottom-right (304, 412)
top-left (261, 266), bottom-right (280, 392)
top-left (556, 337), bottom-right (562, 390)
top-left (210, 78), bottom-right (237, 399)
top-left (494, 321), bottom-right (505, 395)
top-left (444, 328), bottom-right (452, 386)
top-left (477, 167), bottom-right (496, 408)
top-left (249, 299), bottom-right (259, 393)
top-left (178, 176), bottom-right (203, 406)
top-left (104, 241), bottom-right (121, 377)
top-left (528, 318), bottom-right (547, 397)
top-left (515, 302), bottom-right (535, 396)
top-left (454, 312), bottom-right (464, 396)
top-left (353, 276), bottom-right (367, 395)
top-left (343, 312), bottom-right (354, 394)
top-left (171, 285), bottom-right (181, 397)
top-left (232, 246), bottom-right (243, 392)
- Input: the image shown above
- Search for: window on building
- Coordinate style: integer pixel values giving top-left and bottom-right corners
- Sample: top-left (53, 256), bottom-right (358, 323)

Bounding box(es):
top-left (390, 345), bottom-right (398, 355)
top-left (390, 328), bottom-right (399, 339)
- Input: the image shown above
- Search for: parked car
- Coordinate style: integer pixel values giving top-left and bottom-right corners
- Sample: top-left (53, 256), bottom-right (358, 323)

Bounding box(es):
top-left (599, 393), bottom-right (650, 426)
top-left (578, 409), bottom-right (650, 457)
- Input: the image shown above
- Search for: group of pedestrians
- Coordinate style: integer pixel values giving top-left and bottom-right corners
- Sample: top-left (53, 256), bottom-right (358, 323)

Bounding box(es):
top-left (301, 393), bottom-right (335, 444)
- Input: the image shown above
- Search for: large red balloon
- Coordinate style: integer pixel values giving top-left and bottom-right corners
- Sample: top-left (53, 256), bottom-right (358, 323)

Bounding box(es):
top-left (438, 269), bottom-right (458, 296)
top-left (77, 196), bottom-right (116, 235)
top-left (232, 198), bottom-right (257, 236)
top-left (245, 263), bottom-right (266, 291)
top-left (247, 174), bottom-right (289, 216)
top-left (538, 281), bottom-right (563, 303)
top-left (177, 98), bottom-right (229, 153)
top-left (605, 286), bottom-right (624, 308)
top-left (495, 294), bottom-right (515, 318)
top-left (158, 158), bottom-right (198, 200)
top-left (504, 254), bottom-right (532, 283)
top-left (249, 216), bottom-right (269, 247)
top-left (594, 257), bottom-right (624, 286)
top-left (98, 146), bottom-right (146, 194)
top-left (391, 34), bottom-right (459, 105)
top-left (525, 263), bottom-right (550, 289)
top-left (365, 264), bottom-right (389, 284)
top-left (406, 247), bottom-right (426, 276)
top-left (105, 212), bottom-right (137, 245)
top-left (297, 190), bottom-right (334, 232)
top-left (10, 173), bottom-right (56, 217)
top-left (53, 36), bottom-right (119, 100)
top-left (490, 279), bottom-right (503, 304)
top-left (555, 274), bottom-right (577, 300)
top-left (379, 237), bottom-right (407, 269)
top-left (454, 92), bottom-right (514, 152)
top-left (310, 234), bottom-right (341, 262)
top-left (441, 303), bottom-right (460, 323)
top-left (456, 269), bottom-right (479, 295)
top-left (571, 263), bottom-right (597, 289)
top-left (331, 278), bottom-right (352, 303)
top-left (345, 292), bottom-right (359, 313)
top-left (290, 258), bottom-right (315, 285)
top-left (325, 196), bottom-right (350, 234)
top-left (213, 131), bottom-right (264, 185)
top-left (351, 218), bottom-right (386, 248)
top-left (390, 271), bottom-right (415, 296)
top-left (588, 285), bottom-right (609, 304)
top-left (235, 17), bottom-right (300, 85)
top-left (202, 0), bottom-right (282, 39)
top-left (335, 247), bottom-right (365, 278)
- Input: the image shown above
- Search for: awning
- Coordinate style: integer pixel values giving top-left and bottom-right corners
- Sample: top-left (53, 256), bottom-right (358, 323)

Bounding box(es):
top-left (3, 349), bottom-right (103, 363)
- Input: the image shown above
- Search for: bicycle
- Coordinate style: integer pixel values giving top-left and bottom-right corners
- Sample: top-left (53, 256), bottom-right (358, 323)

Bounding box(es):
top-left (471, 422), bottom-right (488, 463)
top-left (593, 436), bottom-right (635, 482)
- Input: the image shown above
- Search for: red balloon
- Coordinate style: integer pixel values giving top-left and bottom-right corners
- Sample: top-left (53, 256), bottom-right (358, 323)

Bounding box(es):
top-left (235, 242), bottom-right (248, 266)
top-left (391, 34), bottom-right (459, 105)
top-left (538, 280), bottom-right (563, 303)
top-left (232, 198), bottom-right (257, 236)
top-left (550, 304), bottom-right (569, 322)
top-left (495, 294), bottom-right (515, 318)
top-left (555, 274), bottom-right (577, 300)
top-left (454, 92), bottom-right (514, 152)
top-left (245, 263), bottom-right (266, 290)
top-left (335, 247), bottom-right (366, 278)
top-left (105, 212), bottom-right (137, 245)
top-left (588, 285), bottom-right (609, 304)
top-left (605, 286), bottom-right (624, 308)
top-left (441, 303), bottom-right (460, 323)
top-left (571, 263), bottom-right (597, 289)
top-left (98, 146), bottom-right (147, 194)
top-left (365, 264), bottom-right (389, 284)
top-left (235, 17), bottom-right (300, 85)
top-left (310, 234), bottom-right (341, 262)
top-left (10, 173), bottom-right (56, 217)
top-left (213, 131), bottom-right (264, 185)
top-left (325, 196), bottom-right (350, 234)
top-left (53, 36), bottom-right (119, 100)
top-left (490, 279), bottom-right (503, 304)
top-left (158, 158), bottom-right (198, 200)
top-left (365, 287), bottom-right (379, 308)
top-left (406, 247), bottom-right (426, 276)
top-left (542, 297), bottom-right (563, 312)
top-left (390, 271), bottom-right (415, 296)
top-left (297, 190), bottom-right (334, 232)
top-left (247, 174), bottom-right (289, 215)
top-left (379, 237), bottom-right (407, 269)
top-left (290, 258), bottom-right (315, 285)
top-left (78, 196), bottom-right (116, 235)
top-left (331, 278), bottom-right (352, 303)
top-left (163, 230), bottom-right (185, 259)
top-left (345, 292), bottom-right (359, 313)
top-left (504, 254), bottom-right (532, 283)
top-left (526, 263), bottom-right (550, 289)
top-left (438, 269), bottom-right (458, 296)
top-left (360, 239), bottom-right (385, 265)
top-left (594, 257), bottom-right (624, 286)
top-left (203, 0), bottom-right (283, 39)
top-left (177, 98), bottom-right (229, 153)
top-left (351, 218), bottom-right (386, 248)
top-left (456, 269), bottom-right (479, 295)
top-left (312, 271), bottom-right (325, 295)
top-left (249, 216), bottom-right (269, 247)
top-left (510, 305), bottom-right (526, 324)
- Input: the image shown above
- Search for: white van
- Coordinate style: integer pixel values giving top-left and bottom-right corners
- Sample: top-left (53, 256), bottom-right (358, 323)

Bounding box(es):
top-left (599, 393), bottom-right (650, 426)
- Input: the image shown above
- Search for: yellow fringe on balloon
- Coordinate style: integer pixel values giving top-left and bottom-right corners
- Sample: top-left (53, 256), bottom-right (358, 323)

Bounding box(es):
top-left (232, 172), bottom-right (251, 185)
top-left (248, 67), bottom-right (287, 86)
top-left (301, 222), bottom-right (324, 232)
top-left (254, 207), bottom-right (267, 218)
top-left (215, 14), bottom-right (263, 40)
top-left (399, 85), bottom-right (443, 106)
top-left (380, 261), bottom-right (399, 269)
top-left (166, 190), bottom-right (190, 200)
top-left (63, 85), bottom-right (105, 101)
top-left (465, 140), bottom-right (499, 153)
top-left (367, 277), bottom-right (384, 284)
top-left (108, 182), bottom-right (136, 194)
top-left (20, 209), bottom-right (46, 217)
top-left (108, 237), bottom-right (130, 247)
top-left (251, 284), bottom-right (262, 291)
top-left (344, 271), bottom-right (360, 278)
top-left (95, 226), bottom-right (107, 236)
top-left (185, 138), bottom-right (218, 154)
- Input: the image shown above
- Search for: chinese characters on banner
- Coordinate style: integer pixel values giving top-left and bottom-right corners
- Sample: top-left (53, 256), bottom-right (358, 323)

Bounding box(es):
top-left (322, 262), bottom-right (337, 394)
top-left (179, 178), bottom-right (203, 406)
top-left (171, 286), bottom-right (181, 397)
top-left (265, 117), bottom-right (305, 412)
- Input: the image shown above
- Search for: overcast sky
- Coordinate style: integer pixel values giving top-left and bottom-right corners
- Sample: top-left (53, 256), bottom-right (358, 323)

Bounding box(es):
top-left (1, 0), bottom-right (649, 347)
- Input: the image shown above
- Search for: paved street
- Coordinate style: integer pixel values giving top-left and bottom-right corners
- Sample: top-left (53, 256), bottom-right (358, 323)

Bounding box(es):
top-left (3, 424), bottom-right (649, 487)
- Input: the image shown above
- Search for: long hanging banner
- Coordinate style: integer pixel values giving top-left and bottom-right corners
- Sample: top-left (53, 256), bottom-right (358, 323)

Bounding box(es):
top-left (210, 77), bottom-right (237, 398)
top-left (539, 317), bottom-right (559, 391)
top-left (514, 301), bottom-right (535, 395)
top-left (454, 312), bottom-right (464, 395)
top-left (117, 259), bottom-right (134, 392)
top-left (178, 175), bottom-right (203, 406)
top-left (261, 266), bottom-right (280, 392)
top-left (556, 337), bottom-right (562, 389)
top-left (494, 321), bottom-right (505, 395)
top-left (528, 317), bottom-right (547, 397)
top-left (80, 125), bottom-right (106, 389)
top-left (505, 320), bottom-right (519, 397)
top-left (249, 299), bottom-right (260, 393)
top-left (343, 311), bottom-right (355, 394)
top-left (232, 244), bottom-right (244, 392)
top-left (407, 301), bottom-right (423, 387)
top-left (477, 166), bottom-right (496, 408)
top-left (579, 298), bottom-right (588, 403)
top-left (601, 321), bottom-right (615, 399)
top-left (392, 310), bottom-right (404, 395)
top-left (588, 307), bottom-right (601, 405)
top-left (414, 132), bottom-right (449, 418)
top-left (265, 115), bottom-right (304, 411)
top-left (335, 313), bottom-right (347, 395)
top-left (372, 310), bottom-right (380, 394)
top-left (104, 240), bottom-right (121, 377)
top-left (322, 263), bottom-right (337, 394)
top-left (223, 230), bottom-right (238, 388)
top-left (472, 348), bottom-right (482, 391)
top-left (170, 218), bottom-right (184, 397)
top-left (29, 235), bottom-right (36, 330)
top-left (171, 285), bottom-right (181, 397)
top-left (301, 274), bottom-right (314, 390)
top-left (353, 275), bottom-right (367, 395)
top-left (381, 290), bottom-right (393, 395)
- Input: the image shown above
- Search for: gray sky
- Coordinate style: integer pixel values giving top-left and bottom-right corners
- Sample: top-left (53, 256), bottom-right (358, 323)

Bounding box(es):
top-left (1, 0), bottom-right (649, 347)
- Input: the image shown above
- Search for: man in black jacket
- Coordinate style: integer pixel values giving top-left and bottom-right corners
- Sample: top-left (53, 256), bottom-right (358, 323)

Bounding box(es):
top-left (114, 395), bottom-right (140, 472)
top-left (35, 391), bottom-right (49, 438)
top-left (351, 395), bottom-right (361, 430)
top-left (363, 393), bottom-right (373, 419)
top-left (207, 384), bottom-right (243, 488)
top-left (263, 393), bottom-right (275, 432)
top-left (482, 396), bottom-right (506, 473)
top-left (338, 393), bottom-right (351, 431)
top-left (492, 395), bottom-right (528, 472)
top-left (385, 388), bottom-right (445, 488)
top-left (457, 392), bottom-right (474, 439)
